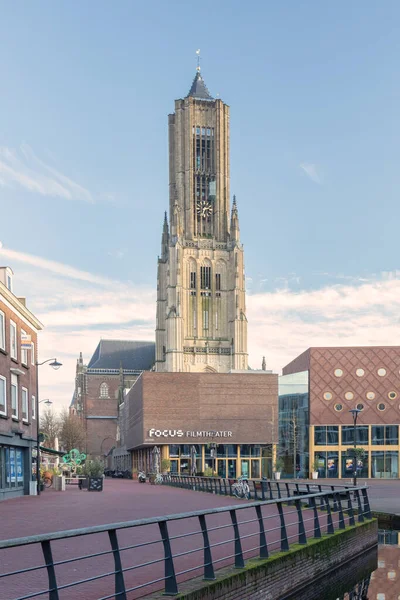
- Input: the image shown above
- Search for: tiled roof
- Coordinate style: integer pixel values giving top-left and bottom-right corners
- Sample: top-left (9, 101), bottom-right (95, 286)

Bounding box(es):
top-left (187, 71), bottom-right (213, 100)
top-left (87, 340), bottom-right (155, 371)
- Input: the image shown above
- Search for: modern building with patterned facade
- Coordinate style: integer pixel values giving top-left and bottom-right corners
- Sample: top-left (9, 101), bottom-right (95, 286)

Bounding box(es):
top-left (281, 346), bottom-right (400, 479)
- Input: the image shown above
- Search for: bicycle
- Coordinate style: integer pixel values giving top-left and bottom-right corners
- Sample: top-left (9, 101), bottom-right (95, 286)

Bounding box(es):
top-left (154, 473), bottom-right (163, 485)
top-left (42, 475), bottom-right (53, 489)
top-left (232, 476), bottom-right (250, 499)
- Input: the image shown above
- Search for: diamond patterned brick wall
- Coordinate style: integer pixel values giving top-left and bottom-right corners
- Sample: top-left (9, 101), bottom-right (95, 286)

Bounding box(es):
top-left (308, 347), bottom-right (400, 426)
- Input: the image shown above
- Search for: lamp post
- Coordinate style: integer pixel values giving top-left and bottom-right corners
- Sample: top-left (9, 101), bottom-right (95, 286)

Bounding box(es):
top-left (349, 408), bottom-right (362, 487)
top-left (36, 358), bottom-right (62, 495)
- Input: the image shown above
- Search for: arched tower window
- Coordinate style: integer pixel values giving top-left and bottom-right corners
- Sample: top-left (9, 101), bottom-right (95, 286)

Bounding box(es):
top-left (100, 382), bottom-right (109, 398)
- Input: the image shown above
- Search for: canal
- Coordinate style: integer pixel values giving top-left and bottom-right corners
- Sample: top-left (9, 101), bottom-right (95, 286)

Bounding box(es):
top-left (284, 528), bottom-right (399, 600)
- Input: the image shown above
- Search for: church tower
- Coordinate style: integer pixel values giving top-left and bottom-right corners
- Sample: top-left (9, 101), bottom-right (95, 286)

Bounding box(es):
top-left (155, 63), bottom-right (248, 373)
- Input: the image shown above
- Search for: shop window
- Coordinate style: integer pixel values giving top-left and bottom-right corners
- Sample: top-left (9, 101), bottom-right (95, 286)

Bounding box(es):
top-left (372, 451), bottom-right (399, 478)
top-left (240, 445), bottom-right (251, 457)
top-left (170, 460), bottom-right (178, 473)
top-left (251, 460), bottom-right (260, 479)
top-left (227, 445), bottom-right (237, 457)
top-left (314, 452), bottom-right (339, 478)
top-left (342, 450), bottom-right (369, 479)
top-left (218, 461), bottom-right (226, 478)
top-left (342, 426), bottom-right (368, 445)
top-left (169, 445), bottom-right (179, 458)
top-left (227, 459), bottom-right (236, 478)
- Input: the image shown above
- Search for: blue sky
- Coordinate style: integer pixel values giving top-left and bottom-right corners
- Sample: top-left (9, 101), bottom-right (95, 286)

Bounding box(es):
top-left (1, 2), bottom-right (400, 409)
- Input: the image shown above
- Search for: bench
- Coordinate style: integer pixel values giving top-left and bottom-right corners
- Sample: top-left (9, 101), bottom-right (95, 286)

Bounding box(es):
top-left (65, 477), bottom-right (86, 486)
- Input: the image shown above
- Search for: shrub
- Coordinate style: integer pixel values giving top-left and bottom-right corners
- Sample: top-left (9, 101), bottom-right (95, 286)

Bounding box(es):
top-left (84, 459), bottom-right (104, 478)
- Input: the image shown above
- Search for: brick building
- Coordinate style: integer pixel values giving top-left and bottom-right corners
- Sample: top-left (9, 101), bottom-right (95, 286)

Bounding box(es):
top-left (280, 346), bottom-right (400, 479)
top-left (70, 340), bottom-right (155, 459)
top-left (117, 371), bottom-right (278, 479)
top-left (0, 267), bottom-right (43, 500)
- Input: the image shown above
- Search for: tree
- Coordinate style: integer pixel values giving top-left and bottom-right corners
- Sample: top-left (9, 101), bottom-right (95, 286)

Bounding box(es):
top-left (59, 409), bottom-right (86, 452)
top-left (39, 409), bottom-right (61, 449)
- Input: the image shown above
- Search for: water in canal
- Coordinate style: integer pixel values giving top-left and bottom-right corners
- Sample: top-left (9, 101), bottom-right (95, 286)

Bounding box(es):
top-left (283, 529), bottom-right (399, 600)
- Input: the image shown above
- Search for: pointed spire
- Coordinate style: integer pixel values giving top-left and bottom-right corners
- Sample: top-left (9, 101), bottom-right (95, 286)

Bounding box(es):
top-left (187, 71), bottom-right (213, 100)
top-left (161, 211), bottom-right (169, 259)
top-left (230, 195), bottom-right (240, 242)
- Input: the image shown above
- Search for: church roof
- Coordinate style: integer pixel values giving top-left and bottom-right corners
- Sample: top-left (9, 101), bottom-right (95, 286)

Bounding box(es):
top-left (87, 339), bottom-right (155, 371)
top-left (187, 70), bottom-right (213, 100)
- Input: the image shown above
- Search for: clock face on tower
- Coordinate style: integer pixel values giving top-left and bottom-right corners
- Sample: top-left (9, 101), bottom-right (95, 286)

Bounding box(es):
top-left (196, 199), bottom-right (213, 218)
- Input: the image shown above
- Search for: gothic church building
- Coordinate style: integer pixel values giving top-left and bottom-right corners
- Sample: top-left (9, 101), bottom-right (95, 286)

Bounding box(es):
top-left (156, 67), bottom-right (248, 373)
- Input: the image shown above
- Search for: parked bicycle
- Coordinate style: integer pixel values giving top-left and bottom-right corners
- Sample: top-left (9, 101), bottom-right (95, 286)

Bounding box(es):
top-left (154, 473), bottom-right (163, 485)
top-left (232, 476), bottom-right (250, 499)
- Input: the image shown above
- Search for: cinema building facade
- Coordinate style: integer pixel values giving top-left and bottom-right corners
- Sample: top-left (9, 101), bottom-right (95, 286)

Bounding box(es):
top-left (117, 371), bottom-right (278, 479)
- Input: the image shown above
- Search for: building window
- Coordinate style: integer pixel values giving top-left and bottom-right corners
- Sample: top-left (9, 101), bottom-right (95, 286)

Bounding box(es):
top-left (314, 426), bottom-right (339, 445)
top-left (356, 403), bottom-right (364, 411)
top-left (100, 382), bottom-right (109, 398)
top-left (356, 368), bottom-right (365, 377)
top-left (31, 341), bottom-right (35, 366)
top-left (372, 451), bottom-right (399, 479)
top-left (334, 369), bottom-right (343, 377)
top-left (378, 368), bottom-right (387, 377)
top-left (10, 320), bottom-right (17, 360)
top-left (323, 392), bottom-right (332, 400)
top-left (366, 391), bottom-right (375, 400)
top-left (203, 308), bottom-right (209, 330)
top-left (11, 374), bottom-right (18, 418)
top-left (0, 375), bottom-right (6, 415)
top-left (190, 271), bottom-right (196, 289)
top-left (0, 310), bottom-right (5, 351)
top-left (388, 391), bottom-right (397, 400)
top-left (32, 395), bottom-right (36, 420)
top-left (22, 387), bottom-right (28, 422)
top-left (216, 273), bottom-right (221, 291)
top-left (21, 330), bottom-right (28, 365)
top-left (378, 402), bottom-right (386, 411)
top-left (344, 391), bottom-right (354, 400)
top-left (342, 425), bottom-right (368, 445)
top-left (372, 426), bottom-right (398, 445)
top-left (200, 266), bottom-right (211, 290)
top-left (334, 403), bottom-right (343, 411)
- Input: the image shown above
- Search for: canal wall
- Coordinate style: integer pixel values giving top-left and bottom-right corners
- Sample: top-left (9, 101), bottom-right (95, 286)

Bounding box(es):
top-left (146, 520), bottom-right (377, 600)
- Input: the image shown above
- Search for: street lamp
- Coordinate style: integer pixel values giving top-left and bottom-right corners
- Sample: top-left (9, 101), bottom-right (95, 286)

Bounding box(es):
top-left (35, 358), bottom-right (62, 495)
top-left (349, 408), bottom-right (362, 487)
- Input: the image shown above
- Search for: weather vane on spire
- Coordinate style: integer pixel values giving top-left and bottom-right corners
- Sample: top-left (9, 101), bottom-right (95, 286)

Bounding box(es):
top-left (196, 49), bottom-right (201, 72)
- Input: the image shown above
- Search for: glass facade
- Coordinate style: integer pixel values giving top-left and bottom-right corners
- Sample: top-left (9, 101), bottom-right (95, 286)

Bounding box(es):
top-left (0, 446), bottom-right (24, 493)
top-left (278, 371), bottom-right (309, 478)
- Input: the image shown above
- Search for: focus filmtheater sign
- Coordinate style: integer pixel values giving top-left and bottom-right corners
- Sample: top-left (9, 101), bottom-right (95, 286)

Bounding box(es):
top-left (148, 429), bottom-right (233, 439)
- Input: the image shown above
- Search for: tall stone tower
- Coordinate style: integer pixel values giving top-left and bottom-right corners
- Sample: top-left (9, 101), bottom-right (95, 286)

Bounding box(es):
top-left (155, 65), bottom-right (248, 373)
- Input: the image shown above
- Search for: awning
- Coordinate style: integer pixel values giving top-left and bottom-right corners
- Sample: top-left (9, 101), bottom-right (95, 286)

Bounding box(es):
top-left (40, 446), bottom-right (67, 456)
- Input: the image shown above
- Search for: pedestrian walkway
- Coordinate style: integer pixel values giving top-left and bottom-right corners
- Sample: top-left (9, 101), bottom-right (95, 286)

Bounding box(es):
top-left (311, 478), bottom-right (400, 515)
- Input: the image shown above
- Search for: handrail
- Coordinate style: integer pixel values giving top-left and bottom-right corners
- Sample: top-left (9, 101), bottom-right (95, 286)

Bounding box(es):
top-left (0, 485), bottom-right (372, 600)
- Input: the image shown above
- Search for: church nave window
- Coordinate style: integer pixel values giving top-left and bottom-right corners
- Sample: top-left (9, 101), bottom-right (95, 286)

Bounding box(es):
top-left (100, 382), bottom-right (109, 398)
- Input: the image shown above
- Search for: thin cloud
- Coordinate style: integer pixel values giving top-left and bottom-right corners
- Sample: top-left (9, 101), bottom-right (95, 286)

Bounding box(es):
top-left (300, 162), bottom-right (322, 184)
top-left (0, 245), bottom-right (113, 286)
top-left (0, 143), bottom-right (93, 203)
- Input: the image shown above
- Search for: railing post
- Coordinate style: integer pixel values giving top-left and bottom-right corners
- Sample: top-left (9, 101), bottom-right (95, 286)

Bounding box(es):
top-left (198, 515), bottom-right (215, 580)
top-left (41, 540), bottom-right (59, 600)
top-left (355, 489), bottom-right (365, 523)
top-left (362, 488), bottom-right (372, 519)
top-left (230, 509), bottom-right (245, 568)
top-left (158, 521), bottom-right (178, 596)
top-left (277, 502), bottom-right (289, 551)
top-left (324, 495), bottom-right (335, 534)
top-left (253, 481), bottom-right (257, 500)
top-left (310, 496), bottom-right (321, 538)
top-left (108, 529), bottom-right (127, 600)
top-left (269, 480), bottom-right (273, 500)
top-left (346, 489), bottom-right (356, 526)
top-left (260, 480), bottom-right (266, 501)
top-left (285, 482), bottom-right (290, 499)
top-left (331, 486), bottom-right (338, 512)
top-left (335, 493), bottom-right (345, 530)
top-left (318, 485), bottom-right (324, 508)
top-left (255, 505), bottom-right (268, 558)
top-left (276, 482), bottom-right (282, 499)
top-left (295, 499), bottom-right (307, 544)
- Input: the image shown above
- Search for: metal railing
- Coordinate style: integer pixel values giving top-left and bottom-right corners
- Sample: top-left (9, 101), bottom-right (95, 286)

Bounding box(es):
top-left (0, 486), bottom-right (372, 600)
top-left (164, 474), bottom-right (359, 504)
